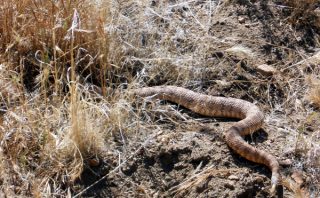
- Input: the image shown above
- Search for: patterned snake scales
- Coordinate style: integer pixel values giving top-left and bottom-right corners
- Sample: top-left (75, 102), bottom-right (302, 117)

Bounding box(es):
top-left (132, 86), bottom-right (280, 193)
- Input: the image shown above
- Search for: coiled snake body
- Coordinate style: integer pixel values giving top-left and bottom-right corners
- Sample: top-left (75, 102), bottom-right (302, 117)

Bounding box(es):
top-left (132, 86), bottom-right (280, 193)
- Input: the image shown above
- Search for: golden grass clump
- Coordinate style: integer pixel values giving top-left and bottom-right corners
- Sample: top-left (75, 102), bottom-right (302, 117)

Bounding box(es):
top-left (0, 0), bottom-right (112, 93)
top-left (0, 0), bottom-right (127, 196)
top-left (0, 84), bottom-right (133, 196)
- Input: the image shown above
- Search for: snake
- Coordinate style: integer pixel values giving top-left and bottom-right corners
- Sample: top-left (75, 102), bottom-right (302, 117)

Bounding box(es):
top-left (0, 81), bottom-right (281, 193)
top-left (132, 85), bottom-right (280, 193)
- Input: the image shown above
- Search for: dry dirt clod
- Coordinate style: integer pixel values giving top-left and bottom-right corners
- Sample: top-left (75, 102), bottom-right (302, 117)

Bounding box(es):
top-left (256, 64), bottom-right (278, 76)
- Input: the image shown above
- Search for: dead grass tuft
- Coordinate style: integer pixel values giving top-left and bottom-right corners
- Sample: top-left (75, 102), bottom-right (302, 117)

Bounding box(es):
top-left (169, 167), bottom-right (245, 197)
top-left (0, 84), bottom-right (128, 196)
top-left (0, 0), bottom-right (123, 196)
top-left (0, 0), bottom-right (114, 93)
top-left (283, 0), bottom-right (320, 27)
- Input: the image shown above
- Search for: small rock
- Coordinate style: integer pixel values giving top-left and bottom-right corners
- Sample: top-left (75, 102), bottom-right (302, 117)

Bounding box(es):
top-left (238, 16), bottom-right (246, 24)
top-left (228, 175), bottom-right (240, 181)
top-left (256, 64), bottom-right (277, 76)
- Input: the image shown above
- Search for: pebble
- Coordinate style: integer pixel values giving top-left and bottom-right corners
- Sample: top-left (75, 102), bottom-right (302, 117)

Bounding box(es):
top-left (256, 64), bottom-right (277, 76)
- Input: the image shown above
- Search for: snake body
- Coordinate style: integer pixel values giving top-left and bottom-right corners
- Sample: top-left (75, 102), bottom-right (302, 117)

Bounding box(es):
top-left (0, 81), bottom-right (280, 192)
top-left (133, 86), bottom-right (280, 193)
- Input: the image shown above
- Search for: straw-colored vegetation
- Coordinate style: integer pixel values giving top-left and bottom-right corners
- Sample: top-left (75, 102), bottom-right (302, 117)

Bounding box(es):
top-left (0, 0), bottom-right (319, 197)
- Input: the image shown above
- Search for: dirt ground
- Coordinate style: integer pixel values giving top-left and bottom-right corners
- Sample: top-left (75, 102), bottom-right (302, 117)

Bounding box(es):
top-left (72, 1), bottom-right (320, 198)
top-left (1, 0), bottom-right (320, 198)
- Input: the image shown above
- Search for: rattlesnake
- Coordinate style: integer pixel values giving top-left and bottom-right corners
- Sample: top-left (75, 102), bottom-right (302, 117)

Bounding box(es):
top-left (0, 80), bottom-right (280, 193)
top-left (132, 86), bottom-right (280, 193)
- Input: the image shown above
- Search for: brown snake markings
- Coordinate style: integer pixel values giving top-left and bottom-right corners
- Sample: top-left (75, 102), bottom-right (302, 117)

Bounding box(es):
top-left (132, 86), bottom-right (280, 193)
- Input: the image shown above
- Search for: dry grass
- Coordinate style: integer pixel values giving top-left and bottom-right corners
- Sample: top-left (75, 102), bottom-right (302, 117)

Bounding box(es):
top-left (0, 0), bottom-right (119, 196)
top-left (307, 75), bottom-right (320, 108)
top-left (283, 0), bottom-right (320, 27)
top-left (169, 166), bottom-right (246, 197)
top-left (0, 0), bottom-right (114, 94)
top-left (0, 76), bottom-right (133, 196)
top-left (0, 0), bottom-right (320, 197)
